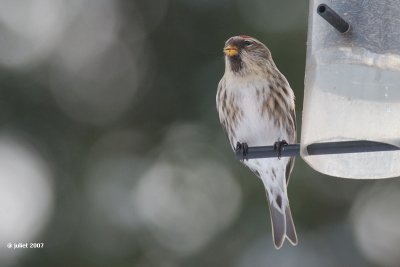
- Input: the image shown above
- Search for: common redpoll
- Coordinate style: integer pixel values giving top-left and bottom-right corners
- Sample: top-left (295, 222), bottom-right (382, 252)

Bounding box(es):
top-left (216, 35), bottom-right (297, 249)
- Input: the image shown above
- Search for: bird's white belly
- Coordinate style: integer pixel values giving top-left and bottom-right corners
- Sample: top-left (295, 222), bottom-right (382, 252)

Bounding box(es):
top-left (232, 89), bottom-right (286, 147)
top-left (231, 89), bottom-right (290, 194)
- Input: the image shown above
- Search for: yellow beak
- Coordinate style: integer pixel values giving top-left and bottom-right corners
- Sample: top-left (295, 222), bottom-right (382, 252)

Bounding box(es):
top-left (223, 45), bottom-right (239, 57)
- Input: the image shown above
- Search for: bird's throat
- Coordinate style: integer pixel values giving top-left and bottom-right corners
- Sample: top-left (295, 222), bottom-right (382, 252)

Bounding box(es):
top-left (228, 55), bottom-right (243, 73)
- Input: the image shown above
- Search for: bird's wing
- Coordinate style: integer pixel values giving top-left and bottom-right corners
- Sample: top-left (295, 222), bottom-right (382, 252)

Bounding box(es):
top-left (216, 77), bottom-right (233, 146)
top-left (285, 157), bottom-right (295, 185)
top-left (216, 77), bottom-right (225, 112)
top-left (285, 108), bottom-right (296, 185)
top-left (290, 107), bottom-right (297, 135)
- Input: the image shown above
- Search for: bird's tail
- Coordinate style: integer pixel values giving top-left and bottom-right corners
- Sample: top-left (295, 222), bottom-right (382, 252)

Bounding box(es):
top-left (267, 193), bottom-right (298, 249)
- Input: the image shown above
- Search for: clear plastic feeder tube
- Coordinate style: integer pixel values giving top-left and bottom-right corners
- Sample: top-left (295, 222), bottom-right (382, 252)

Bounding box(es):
top-left (301, 0), bottom-right (400, 178)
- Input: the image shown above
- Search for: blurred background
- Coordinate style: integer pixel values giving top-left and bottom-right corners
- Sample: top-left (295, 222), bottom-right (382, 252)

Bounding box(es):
top-left (0, 0), bottom-right (399, 266)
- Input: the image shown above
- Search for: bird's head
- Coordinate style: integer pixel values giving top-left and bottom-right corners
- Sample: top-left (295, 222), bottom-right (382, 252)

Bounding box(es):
top-left (223, 35), bottom-right (275, 75)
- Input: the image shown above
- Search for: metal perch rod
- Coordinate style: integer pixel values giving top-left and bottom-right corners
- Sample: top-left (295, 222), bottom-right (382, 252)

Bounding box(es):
top-left (235, 140), bottom-right (400, 160)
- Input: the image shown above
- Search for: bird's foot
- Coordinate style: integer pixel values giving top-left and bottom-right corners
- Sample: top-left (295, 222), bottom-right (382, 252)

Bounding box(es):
top-left (273, 140), bottom-right (288, 160)
top-left (235, 142), bottom-right (249, 161)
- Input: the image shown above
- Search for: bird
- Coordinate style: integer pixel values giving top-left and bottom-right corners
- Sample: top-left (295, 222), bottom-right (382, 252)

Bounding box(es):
top-left (216, 35), bottom-right (297, 249)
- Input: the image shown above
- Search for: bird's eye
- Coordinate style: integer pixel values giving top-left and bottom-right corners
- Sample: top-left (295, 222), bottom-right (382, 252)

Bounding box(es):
top-left (243, 40), bottom-right (253, 46)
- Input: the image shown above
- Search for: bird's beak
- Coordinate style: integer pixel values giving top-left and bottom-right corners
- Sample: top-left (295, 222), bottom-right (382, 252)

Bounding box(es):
top-left (223, 45), bottom-right (239, 57)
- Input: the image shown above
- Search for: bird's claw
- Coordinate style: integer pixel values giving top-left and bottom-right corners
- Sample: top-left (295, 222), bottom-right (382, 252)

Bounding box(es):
top-left (235, 142), bottom-right (249, 161)
top-left (273, 140), bottom-right (288, 160)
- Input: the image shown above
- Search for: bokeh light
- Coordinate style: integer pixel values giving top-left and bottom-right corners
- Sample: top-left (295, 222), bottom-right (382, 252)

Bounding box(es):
top-left (79, 129), bottom-right (150, 262)
top-left (50, 41), bottom-right (144, 125)
top-left (135, 123), bottom-right (241, 255)
top-left (48, 0), bottom-right (149, 125)
top-left (0, 0), bottom-right (67, 67)
top-left (135, 159), bottom-right (241, 255)
top-left (0, 135), bottom-right (53, 264)
top-left (351, 183), bottom-right (400, 267)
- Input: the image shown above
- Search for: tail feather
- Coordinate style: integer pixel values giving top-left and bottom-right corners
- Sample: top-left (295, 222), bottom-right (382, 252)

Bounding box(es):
top-left (270, 204), bottom-right (286, 249)
top-left (268, 200), bottom-right (297, 249)
top-left (260, 171), bottom-right (297, 248)
top-left (285, 205), bottom-right (298, 245)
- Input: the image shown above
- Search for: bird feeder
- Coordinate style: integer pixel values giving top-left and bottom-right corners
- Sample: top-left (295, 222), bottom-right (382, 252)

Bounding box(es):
top-left (301, 0), bottom-right (400, 178)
